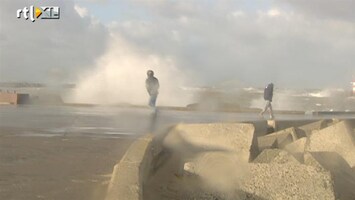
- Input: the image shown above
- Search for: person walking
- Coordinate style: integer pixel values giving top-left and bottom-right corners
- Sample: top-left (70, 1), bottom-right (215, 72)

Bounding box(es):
top-left (260, 83), bottom-right (275, 119)
top-left (146, 70), bottom-right (159, 108)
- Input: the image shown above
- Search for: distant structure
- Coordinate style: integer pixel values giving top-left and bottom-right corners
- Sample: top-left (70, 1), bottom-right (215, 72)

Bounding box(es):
top-left (0, 91), bottom-right (30, 105)
top-left (352, 80), bottom-right (355, 96)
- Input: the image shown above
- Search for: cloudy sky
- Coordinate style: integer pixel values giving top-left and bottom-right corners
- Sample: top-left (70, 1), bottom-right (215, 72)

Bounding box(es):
top-left (1, 0), bottom-right (355, 89)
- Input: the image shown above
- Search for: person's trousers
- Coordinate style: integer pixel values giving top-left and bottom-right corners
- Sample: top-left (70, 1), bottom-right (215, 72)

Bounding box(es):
top-left (262, 100), bottom-right (274, 118)
top-left (149, 94), bottom-right (158, 107)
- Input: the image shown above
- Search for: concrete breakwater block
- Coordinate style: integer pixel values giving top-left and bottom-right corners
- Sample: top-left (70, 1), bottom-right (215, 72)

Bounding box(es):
top-left (257, 127), bottom-right (298, 151)
top-left (106, 135), bottom-right (153, 200)
top-left (242, 120), bottom-right (270, 161)
top-left (267, 120), bottom-right (276, 133)
top-left (183, 152), bottom-right (243, 174)
top-left (306, 121), bottom-right (355, 167)
top-left (304, 152), bottom-right (326, 172)
top-left (273, 120), bottom-right (319, 132)
top-left (284, 137), bottom-right (307, 154)
top-left (253, 149), bottom-right (300, 164)
top-left (240, 163), bottom-right (336, 200)
top-left (163, 123), bottom-right (255, 163)
top-left (304, 152), bottom-right (355, 200)
top-left (183, 151), bottom-right (249, 193)
top-left (345, 119), bottom-right (355, 127)
top-left (296, 120), bottom-right (332, 137)
top-left (241, 120), bottom-right (268, 137)
top-left (282, 137), bottom-right (306, 163)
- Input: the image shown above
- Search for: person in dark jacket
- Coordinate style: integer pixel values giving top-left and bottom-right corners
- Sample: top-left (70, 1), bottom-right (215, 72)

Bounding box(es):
top-left (146, 70), bottom-right (159, 108)
top-left (260, 83), bottom-right (274, 119)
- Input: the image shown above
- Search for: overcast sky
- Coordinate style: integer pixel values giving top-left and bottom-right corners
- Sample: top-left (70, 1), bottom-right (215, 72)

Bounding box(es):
top-left (1, 0), bottom-right (355, 88)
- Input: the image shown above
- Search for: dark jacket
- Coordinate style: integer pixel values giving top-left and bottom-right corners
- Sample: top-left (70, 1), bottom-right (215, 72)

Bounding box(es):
top-left (264, 83), bottom-right (274, 101)
top-left (146, 76), bottom-right (159, 96)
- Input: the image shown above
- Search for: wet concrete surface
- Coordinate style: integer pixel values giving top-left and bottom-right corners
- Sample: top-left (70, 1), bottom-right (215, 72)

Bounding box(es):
top-left (1, 105), bottom-right (354, 137)
top-left (0, 105), bottom-right (354, 200)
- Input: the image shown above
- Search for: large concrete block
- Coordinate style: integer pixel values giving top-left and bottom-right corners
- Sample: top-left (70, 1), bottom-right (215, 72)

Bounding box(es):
top-left (241, 120), bottom-right (268, 137)
top-left (164, 123), bottom-right (255, 162)
top-left (273, 120), bottom-right (318, 132)
top-left (267, 120), bottom-right (276, 133)
top-left (183, 151), bottom-right (248, 192)
top-left (306, 121), bottom-right (355, 167)
top-left (343, 119), bottom-right (355, 129)
top-left (240, 163), bottom-right (336, 200)
top-left (241, 120), bottom-right (269, 161)
top-left (296, 120), bottom-right (332, 137)
top-left (304, 152), bottom-right (326, 172)
top-left (257, 127), bottom-right (298, 151)
top-left (284, 137), bottom-right (307, 154)
top-left (304, 152), bottom-right (355, 200)
top-left (253, 149), bottom-right (300, 164)
top-left (106, 135), bottom-right (153, 200)
top-left (106, 162), bottom-right (141, 200)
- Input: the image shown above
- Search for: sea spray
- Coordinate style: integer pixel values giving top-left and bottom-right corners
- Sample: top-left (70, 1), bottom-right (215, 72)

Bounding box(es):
top-left (67, 34), bottom-right (195, 106)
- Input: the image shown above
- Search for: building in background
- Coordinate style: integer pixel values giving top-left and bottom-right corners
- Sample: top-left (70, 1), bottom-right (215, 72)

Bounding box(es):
top-left (0, 91), bottom-right (30, 105)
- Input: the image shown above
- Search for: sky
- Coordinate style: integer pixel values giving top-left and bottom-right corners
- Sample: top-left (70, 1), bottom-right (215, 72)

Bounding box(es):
top-left (1, 0), bottom-right (355, 89)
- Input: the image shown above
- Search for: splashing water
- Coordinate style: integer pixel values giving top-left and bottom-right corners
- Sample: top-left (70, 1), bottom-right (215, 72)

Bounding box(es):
top-left (67, 34), bottom-right (194, 107)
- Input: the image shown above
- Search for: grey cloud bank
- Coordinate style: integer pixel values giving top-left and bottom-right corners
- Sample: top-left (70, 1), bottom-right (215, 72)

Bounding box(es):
top-left (0, 0), bottom-right (108, 83)
top-left (1, 0), bottom-right (355, 89)
top-left (114, 0), bottom-right (355, 88)
top-left (276, 0), bottom-right (355, 22)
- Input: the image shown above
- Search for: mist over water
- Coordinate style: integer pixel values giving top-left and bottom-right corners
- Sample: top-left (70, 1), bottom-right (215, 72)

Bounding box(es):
top-left (67, 34), bottom-right (195, 107)
top-left (251, 88), bottom-right (355, 112)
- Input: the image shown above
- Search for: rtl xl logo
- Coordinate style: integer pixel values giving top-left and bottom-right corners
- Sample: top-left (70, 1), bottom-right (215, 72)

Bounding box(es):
top-left (17, 6), bottom-right (60, 22)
